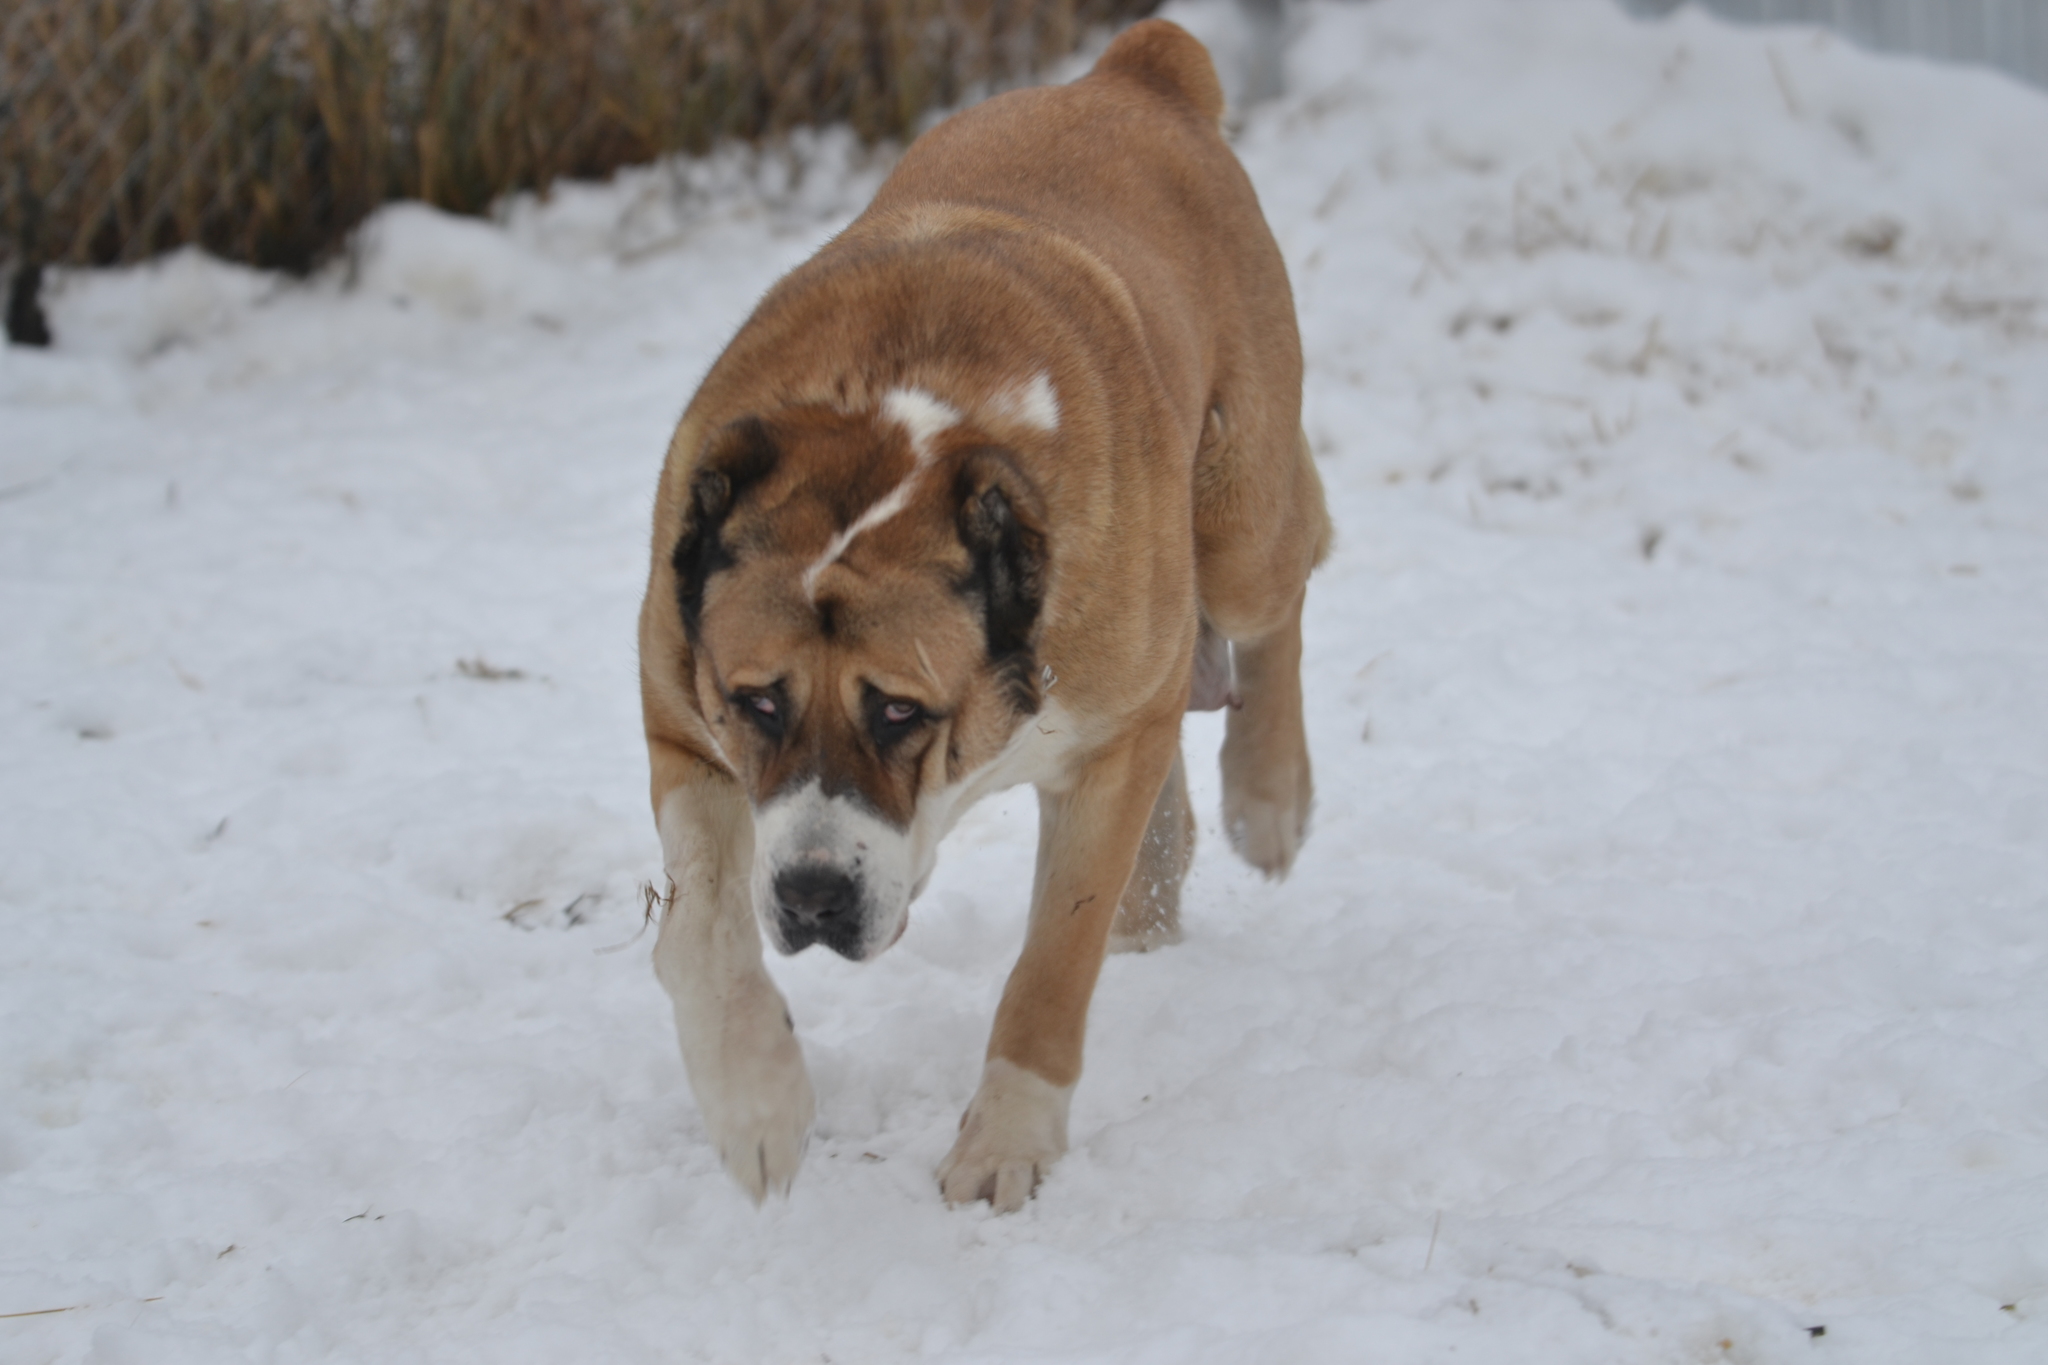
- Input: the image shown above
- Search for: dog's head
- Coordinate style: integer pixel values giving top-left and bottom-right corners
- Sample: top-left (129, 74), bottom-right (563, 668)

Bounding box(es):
top-left (667, 390), bottom-right (1050, 960)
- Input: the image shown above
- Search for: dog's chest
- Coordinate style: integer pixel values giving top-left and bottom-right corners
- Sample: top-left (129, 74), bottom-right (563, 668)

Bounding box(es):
top-left (915, 700), bottom-right (1086, 847)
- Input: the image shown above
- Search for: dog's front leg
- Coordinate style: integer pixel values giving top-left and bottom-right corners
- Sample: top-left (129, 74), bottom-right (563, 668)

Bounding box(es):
top-left (650, 747), bottom-right (814, 1202)
top-left (939, 718), bottom-right (1181, 1211)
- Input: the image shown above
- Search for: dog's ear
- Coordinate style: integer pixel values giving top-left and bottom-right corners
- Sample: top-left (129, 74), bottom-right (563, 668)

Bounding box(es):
top-left (672, 417), bottom-right (778, 639)
top-left (953, 448), bottom-right (1048, 709)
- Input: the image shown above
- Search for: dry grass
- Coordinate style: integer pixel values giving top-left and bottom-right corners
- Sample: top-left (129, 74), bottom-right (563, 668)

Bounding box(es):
top-left (0, 0), bottom-right (1157, 276)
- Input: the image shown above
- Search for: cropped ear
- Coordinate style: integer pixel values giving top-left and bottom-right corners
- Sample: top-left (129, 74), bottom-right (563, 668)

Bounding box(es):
top-left (671, 417), bottom-right (778, 640)
top-left (953, 448), bottom-right (1048, 710)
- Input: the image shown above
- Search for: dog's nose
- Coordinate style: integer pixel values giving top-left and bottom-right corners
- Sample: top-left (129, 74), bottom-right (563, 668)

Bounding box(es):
top-left (773, 865), bottom-right (860, 931)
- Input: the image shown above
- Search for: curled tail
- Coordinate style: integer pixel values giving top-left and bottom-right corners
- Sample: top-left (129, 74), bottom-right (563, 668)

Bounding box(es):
top-left (1093, 19), bottom-right (1226, 125)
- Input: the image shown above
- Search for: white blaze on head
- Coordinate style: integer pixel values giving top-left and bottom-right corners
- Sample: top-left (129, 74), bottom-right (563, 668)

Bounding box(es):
top-left (988, 371), bottom-right (1060, 433)
top-left (801, 387), bottom-right (959, 602)
top-left (881, 386), bottom-right (960, 458)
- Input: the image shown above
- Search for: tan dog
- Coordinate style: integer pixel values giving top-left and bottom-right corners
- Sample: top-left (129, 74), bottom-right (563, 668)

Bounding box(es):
top-left (637, 19), bottom-right (1329, 1211)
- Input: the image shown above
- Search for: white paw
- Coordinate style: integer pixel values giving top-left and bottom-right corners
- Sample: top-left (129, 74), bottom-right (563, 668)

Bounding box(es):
top-left (938, 1059), bottom-right (1072, 1212)
top-left (675, 972), bottom-right (815, 1203)
top-left (1225, 795), bottom-right (1308, 879)
top-left (1107, 917), bottom-right (1183, 954)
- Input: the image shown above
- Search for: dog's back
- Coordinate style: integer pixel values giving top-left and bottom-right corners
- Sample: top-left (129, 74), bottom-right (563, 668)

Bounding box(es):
top-left (1089, 15), bottom-right (1227, 123)
top-left (841, 19), bottom-right (1301, 491)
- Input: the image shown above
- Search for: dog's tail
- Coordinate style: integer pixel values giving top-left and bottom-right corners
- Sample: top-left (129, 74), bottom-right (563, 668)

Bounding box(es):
top-left (1094, 19), bottom-right (1226, 126)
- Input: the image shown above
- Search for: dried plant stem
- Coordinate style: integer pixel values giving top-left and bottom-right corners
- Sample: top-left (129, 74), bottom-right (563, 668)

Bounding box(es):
top-left (1, 0), bottom-right (1158, 278)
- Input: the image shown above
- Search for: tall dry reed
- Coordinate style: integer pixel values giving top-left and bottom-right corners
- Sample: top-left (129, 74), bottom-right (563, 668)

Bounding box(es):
top-left (1, 0), bottom-right (1157, 281)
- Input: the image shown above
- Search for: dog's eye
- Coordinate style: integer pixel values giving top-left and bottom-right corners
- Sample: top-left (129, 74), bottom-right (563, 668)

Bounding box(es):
top-left (867, 692), bottom-right (929, 750)
top-left (735, 689), bottom-right (785, 738)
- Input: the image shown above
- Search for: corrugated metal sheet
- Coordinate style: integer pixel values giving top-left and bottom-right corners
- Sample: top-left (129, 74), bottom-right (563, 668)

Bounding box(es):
top-left (1620, 0), bottom-right (2048, 90)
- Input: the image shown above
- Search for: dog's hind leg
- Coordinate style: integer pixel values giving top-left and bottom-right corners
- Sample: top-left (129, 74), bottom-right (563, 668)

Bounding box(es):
top-left (1108, 746), bottom-right (1195, 952)
top-left (1219, 588), bottom-right (1312, 876)
top-left (1195, 419), bottom-right (1330, 879)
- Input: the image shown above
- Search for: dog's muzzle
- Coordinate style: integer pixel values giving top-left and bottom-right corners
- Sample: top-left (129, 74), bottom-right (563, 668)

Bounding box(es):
top-left (752, 780), bottom-right (912, 961)
top-left (771, 861), bottom-right (863, 956)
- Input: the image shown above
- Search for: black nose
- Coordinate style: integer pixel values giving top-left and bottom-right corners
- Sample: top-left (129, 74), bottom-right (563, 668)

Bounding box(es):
top-left (773, 866), bottom-right (859, 933)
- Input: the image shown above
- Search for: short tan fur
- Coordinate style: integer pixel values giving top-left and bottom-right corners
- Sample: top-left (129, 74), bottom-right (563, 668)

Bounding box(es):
top-left (638, 19), bottom-right (1329, 1211)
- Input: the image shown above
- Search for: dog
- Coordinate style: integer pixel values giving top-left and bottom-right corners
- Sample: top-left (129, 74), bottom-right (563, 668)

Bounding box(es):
top-left (637, 18), bottom-right (1329, 1211)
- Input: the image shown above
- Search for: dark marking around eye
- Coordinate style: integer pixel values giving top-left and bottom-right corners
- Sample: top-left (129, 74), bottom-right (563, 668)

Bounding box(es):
top-left (864, 687), bottom-right (931, 752)
top-left (735, 684), bottom-right (787, 740)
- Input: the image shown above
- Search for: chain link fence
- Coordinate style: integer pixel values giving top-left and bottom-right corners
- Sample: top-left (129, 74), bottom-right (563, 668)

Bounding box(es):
top-left (1, 0), bottom-right (1157, 343)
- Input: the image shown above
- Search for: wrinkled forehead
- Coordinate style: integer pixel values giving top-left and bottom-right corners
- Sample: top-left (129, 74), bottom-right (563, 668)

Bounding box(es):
top-left (697, 533), bottom-right (982, 691)
top-left (678, 389), bottom-right (1039, 701)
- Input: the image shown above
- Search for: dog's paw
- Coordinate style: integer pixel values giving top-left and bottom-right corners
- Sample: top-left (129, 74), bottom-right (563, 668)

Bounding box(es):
top-left (1224, 794), bottom-right (1308, 879)
top-left (937, 1058), bottom-right (1072, 1213)
top-left (705, 1045), bottom-right (814, 1204)
top-left (680, 975), bottom-right (816, 1203)
top-left (1107, 913), bottom-right (1183, 954)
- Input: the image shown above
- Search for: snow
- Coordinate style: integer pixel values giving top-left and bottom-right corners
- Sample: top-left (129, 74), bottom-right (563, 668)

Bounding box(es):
top-left (5, 1), bottom-right (2047, 1359)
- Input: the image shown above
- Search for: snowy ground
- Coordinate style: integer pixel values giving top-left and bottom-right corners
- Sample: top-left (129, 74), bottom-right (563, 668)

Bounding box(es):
top-left (6, 1), bottom-right (2048, 1360)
